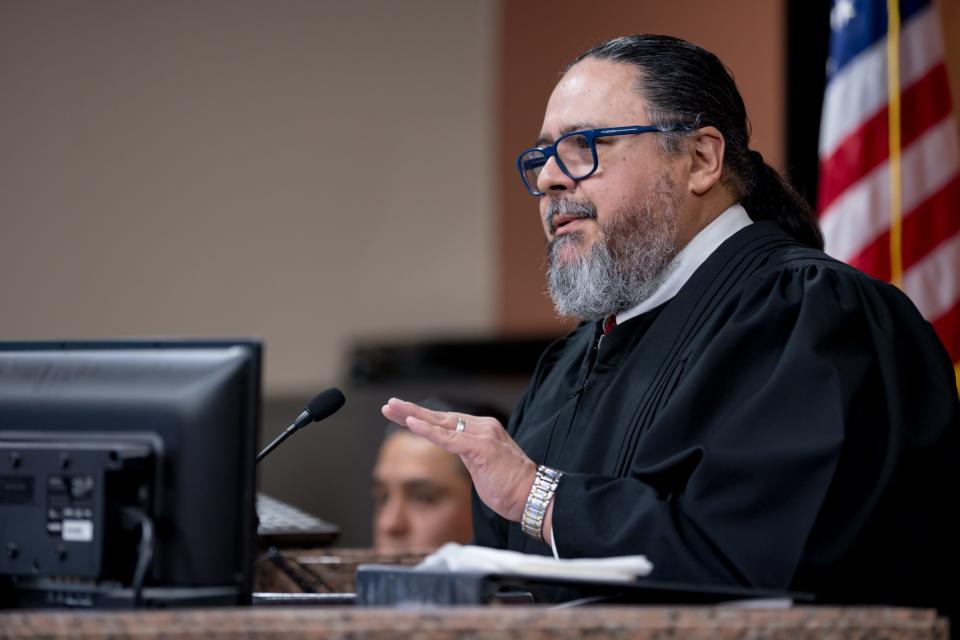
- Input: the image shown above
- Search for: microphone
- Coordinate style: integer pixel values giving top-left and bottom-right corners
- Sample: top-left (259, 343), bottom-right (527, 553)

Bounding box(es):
top-left (256, 387), bottom-right (346, 463)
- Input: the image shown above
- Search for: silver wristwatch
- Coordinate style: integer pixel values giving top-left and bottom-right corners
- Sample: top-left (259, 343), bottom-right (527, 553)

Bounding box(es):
top-left (521, 465), bottom-right (563, 542)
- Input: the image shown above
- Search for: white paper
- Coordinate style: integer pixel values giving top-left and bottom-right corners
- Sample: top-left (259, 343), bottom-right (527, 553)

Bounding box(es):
top-left (415, 543), bottom-right (653, 583)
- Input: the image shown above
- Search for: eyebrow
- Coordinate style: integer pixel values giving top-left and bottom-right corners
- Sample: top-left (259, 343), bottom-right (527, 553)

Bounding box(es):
top-left (400, 479), bottom-right (446, 493)
top-left (535, 122), bottom-right (601, 148)
top-left (372, 478), bottom-right (446, 493)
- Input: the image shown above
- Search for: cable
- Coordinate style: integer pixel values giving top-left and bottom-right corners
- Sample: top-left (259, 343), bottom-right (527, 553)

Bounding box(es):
top-left (121, 507), bottom-right (154, 607)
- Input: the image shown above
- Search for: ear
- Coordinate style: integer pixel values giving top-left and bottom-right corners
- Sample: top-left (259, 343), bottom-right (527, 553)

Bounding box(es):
top-left (686, 126), bottom-right (725, 196)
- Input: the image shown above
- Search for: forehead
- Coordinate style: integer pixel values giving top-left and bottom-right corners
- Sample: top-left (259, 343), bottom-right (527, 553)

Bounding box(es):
top-left (540, 57), bottom-right (650, 141)
top-left (374, 432), bottom-right (463, 484)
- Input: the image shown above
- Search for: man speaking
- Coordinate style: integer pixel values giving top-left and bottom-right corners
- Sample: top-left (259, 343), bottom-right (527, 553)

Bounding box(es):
top-left (382, 35), bottom-right (958, 613)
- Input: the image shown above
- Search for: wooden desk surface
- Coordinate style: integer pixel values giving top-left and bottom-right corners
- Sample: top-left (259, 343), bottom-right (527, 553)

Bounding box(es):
top-left (0, 605), bottom-right (949, 639)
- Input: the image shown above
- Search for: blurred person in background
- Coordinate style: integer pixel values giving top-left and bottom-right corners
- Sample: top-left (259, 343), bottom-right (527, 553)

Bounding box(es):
top-left (372, 397), bottom-right (507, 553)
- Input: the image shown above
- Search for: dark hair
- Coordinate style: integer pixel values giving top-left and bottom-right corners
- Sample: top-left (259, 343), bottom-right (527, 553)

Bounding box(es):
top-left (571, 34), bottom-right (823, 249)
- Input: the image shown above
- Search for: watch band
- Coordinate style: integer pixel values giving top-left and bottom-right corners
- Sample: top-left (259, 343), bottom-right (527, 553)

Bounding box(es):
top-left (521, 465), bottom-right (563, 542)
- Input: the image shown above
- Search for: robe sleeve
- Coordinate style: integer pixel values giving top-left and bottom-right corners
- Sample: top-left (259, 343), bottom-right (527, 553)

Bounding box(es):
top-left (470, 330), bottom-right (581, 549)
top-left (550, 262), bottom-right (958, 589)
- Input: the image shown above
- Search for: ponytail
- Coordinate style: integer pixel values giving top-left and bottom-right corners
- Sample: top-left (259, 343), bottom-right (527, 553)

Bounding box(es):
top-left (741, 150), bottom-right (824, 250)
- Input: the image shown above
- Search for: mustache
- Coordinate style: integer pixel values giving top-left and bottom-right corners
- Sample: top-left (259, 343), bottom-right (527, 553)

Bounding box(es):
top-left (546, 199), bottom-right (597, 235)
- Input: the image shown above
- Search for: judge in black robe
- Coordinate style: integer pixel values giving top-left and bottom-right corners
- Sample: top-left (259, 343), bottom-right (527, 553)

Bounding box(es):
top-left (472, 220), bottom-right (959, 614)
top-left (382, 34), bottom-right (959, 620)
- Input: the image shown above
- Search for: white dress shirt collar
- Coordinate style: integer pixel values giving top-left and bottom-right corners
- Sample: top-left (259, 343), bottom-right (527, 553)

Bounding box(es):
top-left (616, 203), bottom-right (753, 326)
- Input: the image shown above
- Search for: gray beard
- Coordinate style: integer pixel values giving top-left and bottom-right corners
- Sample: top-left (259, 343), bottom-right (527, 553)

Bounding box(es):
top-left (546, 181), bottom-right (680, 321)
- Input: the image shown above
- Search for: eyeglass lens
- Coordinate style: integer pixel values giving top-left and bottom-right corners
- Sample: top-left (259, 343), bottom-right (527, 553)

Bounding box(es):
top-left (520, 133), bottom-right (596, 194)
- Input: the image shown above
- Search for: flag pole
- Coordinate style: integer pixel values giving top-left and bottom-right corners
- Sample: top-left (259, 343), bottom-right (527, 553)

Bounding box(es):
top-left (886, 0), bottom-right (904, 289)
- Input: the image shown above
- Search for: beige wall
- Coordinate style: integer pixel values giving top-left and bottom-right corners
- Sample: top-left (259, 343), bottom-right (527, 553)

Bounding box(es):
top-left (0, 0), bottom-right (497, 396)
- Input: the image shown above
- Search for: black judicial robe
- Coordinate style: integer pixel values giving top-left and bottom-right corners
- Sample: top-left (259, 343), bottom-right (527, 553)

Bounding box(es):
top-left (474, 221), bottom-right (959, 611)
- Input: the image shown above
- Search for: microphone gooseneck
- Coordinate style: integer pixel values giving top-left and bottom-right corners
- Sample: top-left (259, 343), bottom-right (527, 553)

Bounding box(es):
top-left (256, 387), bottom-right (346, 464)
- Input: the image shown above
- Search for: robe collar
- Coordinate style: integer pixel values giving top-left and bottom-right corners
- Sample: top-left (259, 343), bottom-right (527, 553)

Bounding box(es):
top-left (615, 203), bottom-right (753, 326)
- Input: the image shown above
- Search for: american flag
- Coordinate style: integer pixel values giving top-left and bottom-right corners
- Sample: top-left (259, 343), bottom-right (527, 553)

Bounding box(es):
top-left (818, 0), bottom-right (960, 378)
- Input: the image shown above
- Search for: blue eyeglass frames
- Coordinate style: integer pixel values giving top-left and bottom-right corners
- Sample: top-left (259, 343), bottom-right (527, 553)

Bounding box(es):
top-left (516, 124), bottom-right (690, 196)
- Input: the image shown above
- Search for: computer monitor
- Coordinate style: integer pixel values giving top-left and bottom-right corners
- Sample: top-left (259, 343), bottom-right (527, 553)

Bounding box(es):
top-left (0, 339), bottom-right (261, 608)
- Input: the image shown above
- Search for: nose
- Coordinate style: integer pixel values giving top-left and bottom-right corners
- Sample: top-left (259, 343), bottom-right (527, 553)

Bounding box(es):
top-left (536, 155), bottom-right (576, 194)
top-left (376, 498), bottom-right (409, 539)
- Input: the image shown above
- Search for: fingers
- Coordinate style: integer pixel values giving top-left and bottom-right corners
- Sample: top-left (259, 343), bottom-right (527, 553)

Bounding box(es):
top-left (380, 398), bottom-right (473, 458)
top-left (405, 416), bottom-right (473, 456)
top-left (381, 401), bottom-right (410, 427)
top-left (381, 397), bottom-right (466, 431)
top-left (380, 397), bottom-right (508, 462)
top-left (381, 398), bottom-right (423, 427)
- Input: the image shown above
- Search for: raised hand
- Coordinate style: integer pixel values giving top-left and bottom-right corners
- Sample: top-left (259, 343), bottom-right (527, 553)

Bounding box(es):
top-left (382, 397), bottom-right (538, 523)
